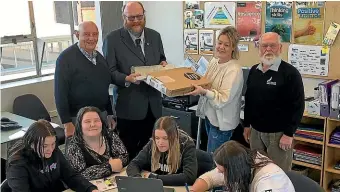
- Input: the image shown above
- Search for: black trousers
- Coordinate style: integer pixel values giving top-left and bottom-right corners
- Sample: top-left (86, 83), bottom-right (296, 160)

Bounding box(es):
top-left (117, 104), bottom-right (156, 161)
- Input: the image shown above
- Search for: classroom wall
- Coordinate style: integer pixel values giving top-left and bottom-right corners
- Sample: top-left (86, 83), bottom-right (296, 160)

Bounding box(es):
top-left (0, 1), bottom-right (326, 117)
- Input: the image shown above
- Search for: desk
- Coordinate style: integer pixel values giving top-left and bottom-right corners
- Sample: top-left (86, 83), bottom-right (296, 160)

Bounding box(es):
top-left (1, 112), bottom-right (36, 144)
top-left (63, 170), bottom-right (188, 192)
top-left (0, 112), bottom-right (60, 159)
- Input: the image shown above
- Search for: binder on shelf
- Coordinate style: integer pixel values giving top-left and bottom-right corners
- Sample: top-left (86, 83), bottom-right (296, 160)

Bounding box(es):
top-left (318, 79), bottom-right (339, 117)
top-left (330, 82), bottom-right (340, 119)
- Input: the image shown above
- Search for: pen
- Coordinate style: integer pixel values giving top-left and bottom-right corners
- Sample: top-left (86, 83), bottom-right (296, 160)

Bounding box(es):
top-left (185, 183), bottom-right (190, 192)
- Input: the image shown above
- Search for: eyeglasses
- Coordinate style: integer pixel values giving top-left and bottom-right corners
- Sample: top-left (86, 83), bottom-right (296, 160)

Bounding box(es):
top-left (260, 43), bottom-right (279, 49)
top-left (124, 14), bottom-right (144, 21)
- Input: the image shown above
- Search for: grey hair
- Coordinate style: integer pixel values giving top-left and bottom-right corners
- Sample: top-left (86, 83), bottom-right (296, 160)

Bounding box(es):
top-left (122, 1), bottom-right (145, 14)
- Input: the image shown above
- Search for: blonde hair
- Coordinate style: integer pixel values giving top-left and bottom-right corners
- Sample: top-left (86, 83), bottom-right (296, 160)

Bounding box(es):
top-left (151, 116), bottom-right (181, 174)
top-left (217, 26), bottom-right (240, 60)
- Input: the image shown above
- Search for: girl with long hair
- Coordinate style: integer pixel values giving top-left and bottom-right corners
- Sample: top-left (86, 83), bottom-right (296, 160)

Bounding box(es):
top-left (66, 106), bottom-right (128, 180)
top-left (190, 141), bottom-right (295, 192)
top-left (126, 116), bottom-right (198, 186)
top-left (6, 119), bottom-right (98, 192)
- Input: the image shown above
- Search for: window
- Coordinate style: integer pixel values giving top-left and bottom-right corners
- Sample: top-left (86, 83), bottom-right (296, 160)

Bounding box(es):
top-left (0, 2), bottom-right (36, 81)
top-left (33, 1), bottom-right (73, 75)
top-left (0, 1), bottom-right (98, 83)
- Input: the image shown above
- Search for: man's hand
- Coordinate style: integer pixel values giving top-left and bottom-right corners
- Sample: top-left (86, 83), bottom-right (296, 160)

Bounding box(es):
top-left (64, 122), bottom-right (75, 137)
top-left (243, 127), bottom-right (251, 144)
top-left (185, 84), bottom-right (207, 96)
top-left (107, 115), bottom-right (116, 129)
top-left (279, 134), bottom-right (293, 151)
top-left (125, 73), bottom-right (141, 84)
top-left (92, 190), bottom-right (99, 192)
top-left (160, 61), bottom-right (167, 67)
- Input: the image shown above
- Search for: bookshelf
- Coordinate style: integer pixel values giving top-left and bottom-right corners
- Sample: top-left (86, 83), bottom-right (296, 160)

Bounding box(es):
top-left (323, 118), bottom-right (340, 190)
top-left (292, 114), bottom-right (326, 185)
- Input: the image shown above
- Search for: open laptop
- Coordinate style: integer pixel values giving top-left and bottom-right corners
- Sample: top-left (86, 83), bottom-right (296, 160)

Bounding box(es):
top-left (115, 176), bottom-right (175, 192)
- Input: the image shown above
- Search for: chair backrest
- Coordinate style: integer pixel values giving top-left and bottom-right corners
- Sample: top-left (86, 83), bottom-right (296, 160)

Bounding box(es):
top-left (13, 94), bottom-right (51, 122)
top-left (196, 149), bottom-right (214, 176)
top-left (1, 179), bottom-right (11, 192)
top-left (286, 171), bottom-right (324, 192)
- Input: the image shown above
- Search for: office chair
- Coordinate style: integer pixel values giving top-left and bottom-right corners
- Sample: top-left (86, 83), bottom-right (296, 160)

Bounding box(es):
top-left (1, 179), bottom-right (11, 192)
top-left (12, 94), bottom-right (65, 145)
top-left (286, 171), bottom-right (324, 192)
top-left (196, 149), bottom-right (214, 176)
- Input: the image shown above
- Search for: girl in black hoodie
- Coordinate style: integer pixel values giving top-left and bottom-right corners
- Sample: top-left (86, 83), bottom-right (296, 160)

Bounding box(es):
top-left (126, 116), bottom-right (198, 186)
top-left (6, 119), bottom-right (98, 192)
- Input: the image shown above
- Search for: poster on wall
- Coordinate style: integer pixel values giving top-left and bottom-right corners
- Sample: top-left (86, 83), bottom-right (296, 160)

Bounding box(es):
top-left (204, 2), bottom-right (236, 28)
top-left (184, 29), bottom-right (199, 54)
top-left (184, 10), bottom-right (204, 29)
top-left (293, 2), bottom-right (325, 45)
top-left (265, 1), bottom-right (293, 42)
top-left (236, 2), bottom-right (262, 41)
top-left (288, 44), bottom-right (329, 76)
top-left (199, 30), bottom-right (214, 55)
top-left (185, 1), bottom-right (199, 10)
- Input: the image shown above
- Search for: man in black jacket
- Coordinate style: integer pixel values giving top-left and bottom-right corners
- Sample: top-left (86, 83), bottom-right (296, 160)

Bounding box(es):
top-left (243, 32), bottom-right (305, 171)
top-left (54, 21), bottom-right (115, 138)
top-left (102, 1), bottom-right (167, 160)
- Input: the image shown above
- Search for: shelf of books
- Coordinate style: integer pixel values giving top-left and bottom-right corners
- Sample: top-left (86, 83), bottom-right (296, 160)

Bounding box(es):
top-left (323, 118), bottom-right (340, 191)
top-left (292, 114), bottom-right (326, 185)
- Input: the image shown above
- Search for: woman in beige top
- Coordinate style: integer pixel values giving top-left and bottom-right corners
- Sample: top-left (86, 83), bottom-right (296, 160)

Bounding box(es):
top-left (190, 141), bottom-right (295, 192)
top-left (186, 26), bottom-right (243, 153)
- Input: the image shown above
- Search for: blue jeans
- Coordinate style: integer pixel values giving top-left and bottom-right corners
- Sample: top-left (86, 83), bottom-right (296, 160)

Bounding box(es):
top-left (205, 118), bottom-right (234, 153)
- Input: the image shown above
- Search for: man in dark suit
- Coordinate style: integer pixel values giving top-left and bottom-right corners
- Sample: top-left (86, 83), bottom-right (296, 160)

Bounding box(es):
top-left (102, 1), bottom-right (167, 160)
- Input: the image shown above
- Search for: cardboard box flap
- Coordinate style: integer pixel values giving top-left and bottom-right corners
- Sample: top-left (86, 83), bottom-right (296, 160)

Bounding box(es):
top-left (131, 64), bottom-right (176, 76)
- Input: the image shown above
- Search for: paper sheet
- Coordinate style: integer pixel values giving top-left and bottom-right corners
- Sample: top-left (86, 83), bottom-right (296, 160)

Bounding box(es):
top-left (288, 44), bottom-right (329, 76)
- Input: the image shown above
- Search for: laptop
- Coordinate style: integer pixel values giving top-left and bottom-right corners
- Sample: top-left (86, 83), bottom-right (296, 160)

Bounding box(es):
top-left (115, 176), bottom-right (175, 192)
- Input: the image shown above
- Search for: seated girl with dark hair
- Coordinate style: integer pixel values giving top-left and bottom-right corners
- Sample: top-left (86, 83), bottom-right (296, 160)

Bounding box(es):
top-left (190, 140), bottom-right (295, 192)
top-left (6, 120), bottom-right (98, 192)
top-left (66, 106), bottom-right (128, 180)
top-left (127, 116), bottom-right (198, 186)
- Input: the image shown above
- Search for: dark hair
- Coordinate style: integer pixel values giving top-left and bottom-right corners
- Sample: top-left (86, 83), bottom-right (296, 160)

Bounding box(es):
top-left (72, 106), bottom-right (110, 145)
top-left (213, 141), bottom-right (272, 192)
top-left (122, 1), bottom-right (145, 14)
top-left (7, 120), bottom-right (56, 168)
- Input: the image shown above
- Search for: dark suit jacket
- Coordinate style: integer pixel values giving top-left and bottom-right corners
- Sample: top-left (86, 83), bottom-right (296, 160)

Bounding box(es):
top-left (102, 27), bottom-right (166, 120)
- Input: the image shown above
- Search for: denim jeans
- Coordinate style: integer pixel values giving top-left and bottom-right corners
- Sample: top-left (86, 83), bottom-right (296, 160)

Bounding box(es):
top-left (205, 118), bottom-right (234, 153)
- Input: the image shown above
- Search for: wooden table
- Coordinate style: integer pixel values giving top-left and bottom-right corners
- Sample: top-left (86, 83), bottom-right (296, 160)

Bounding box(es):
top-left (64, 169), bottom-right (188, 192)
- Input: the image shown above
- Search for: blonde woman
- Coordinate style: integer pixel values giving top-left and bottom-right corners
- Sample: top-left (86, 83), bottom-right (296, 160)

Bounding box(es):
top-left (126, 116), bottom-right (197, 186)
top-left (186, 26), bottom-right (244, 153)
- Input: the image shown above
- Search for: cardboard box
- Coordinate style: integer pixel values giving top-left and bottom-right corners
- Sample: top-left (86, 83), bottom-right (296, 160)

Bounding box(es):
top-left (131, 64), bottom-right (176, 77)
top-left (144, 67), bottom-right (212, 97)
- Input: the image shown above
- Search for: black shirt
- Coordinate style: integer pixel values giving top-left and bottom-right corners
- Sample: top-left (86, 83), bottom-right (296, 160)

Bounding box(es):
top-left (54, 44), bottom-right (113, 124)
top-left (6, 148), bottom-right (97, 192)
top-left (244, 60), bottom-right (305, 137)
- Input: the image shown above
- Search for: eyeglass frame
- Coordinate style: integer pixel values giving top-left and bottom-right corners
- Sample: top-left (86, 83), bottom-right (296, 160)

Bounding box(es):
top-left (123, 14), bottom-right (145, 22)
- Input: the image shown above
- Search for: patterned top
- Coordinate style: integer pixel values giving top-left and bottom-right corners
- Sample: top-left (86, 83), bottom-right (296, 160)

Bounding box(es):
top-left (66, 130), bottom-right (128, 180)
top-left (77, 42), bottom-right (97, 65)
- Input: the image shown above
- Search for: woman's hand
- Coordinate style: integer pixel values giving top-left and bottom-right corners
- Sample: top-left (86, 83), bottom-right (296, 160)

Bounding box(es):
top-left (185, 84), bottom-right (207, 96)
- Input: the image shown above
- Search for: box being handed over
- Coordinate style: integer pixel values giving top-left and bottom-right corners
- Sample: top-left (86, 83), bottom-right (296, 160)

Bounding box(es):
top-left (142, 67), bottom-right (212, 97)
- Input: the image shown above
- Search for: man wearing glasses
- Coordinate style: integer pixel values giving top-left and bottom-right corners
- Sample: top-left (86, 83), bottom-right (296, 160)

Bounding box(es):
top-left (102, 1), bottom-right (167, 160)
top-left (243, 32), bottom-right (305, 171)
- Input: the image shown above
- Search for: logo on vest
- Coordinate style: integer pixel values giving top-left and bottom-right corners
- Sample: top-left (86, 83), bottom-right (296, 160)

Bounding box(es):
top-left (266, 77), bottom-right (276, 86)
